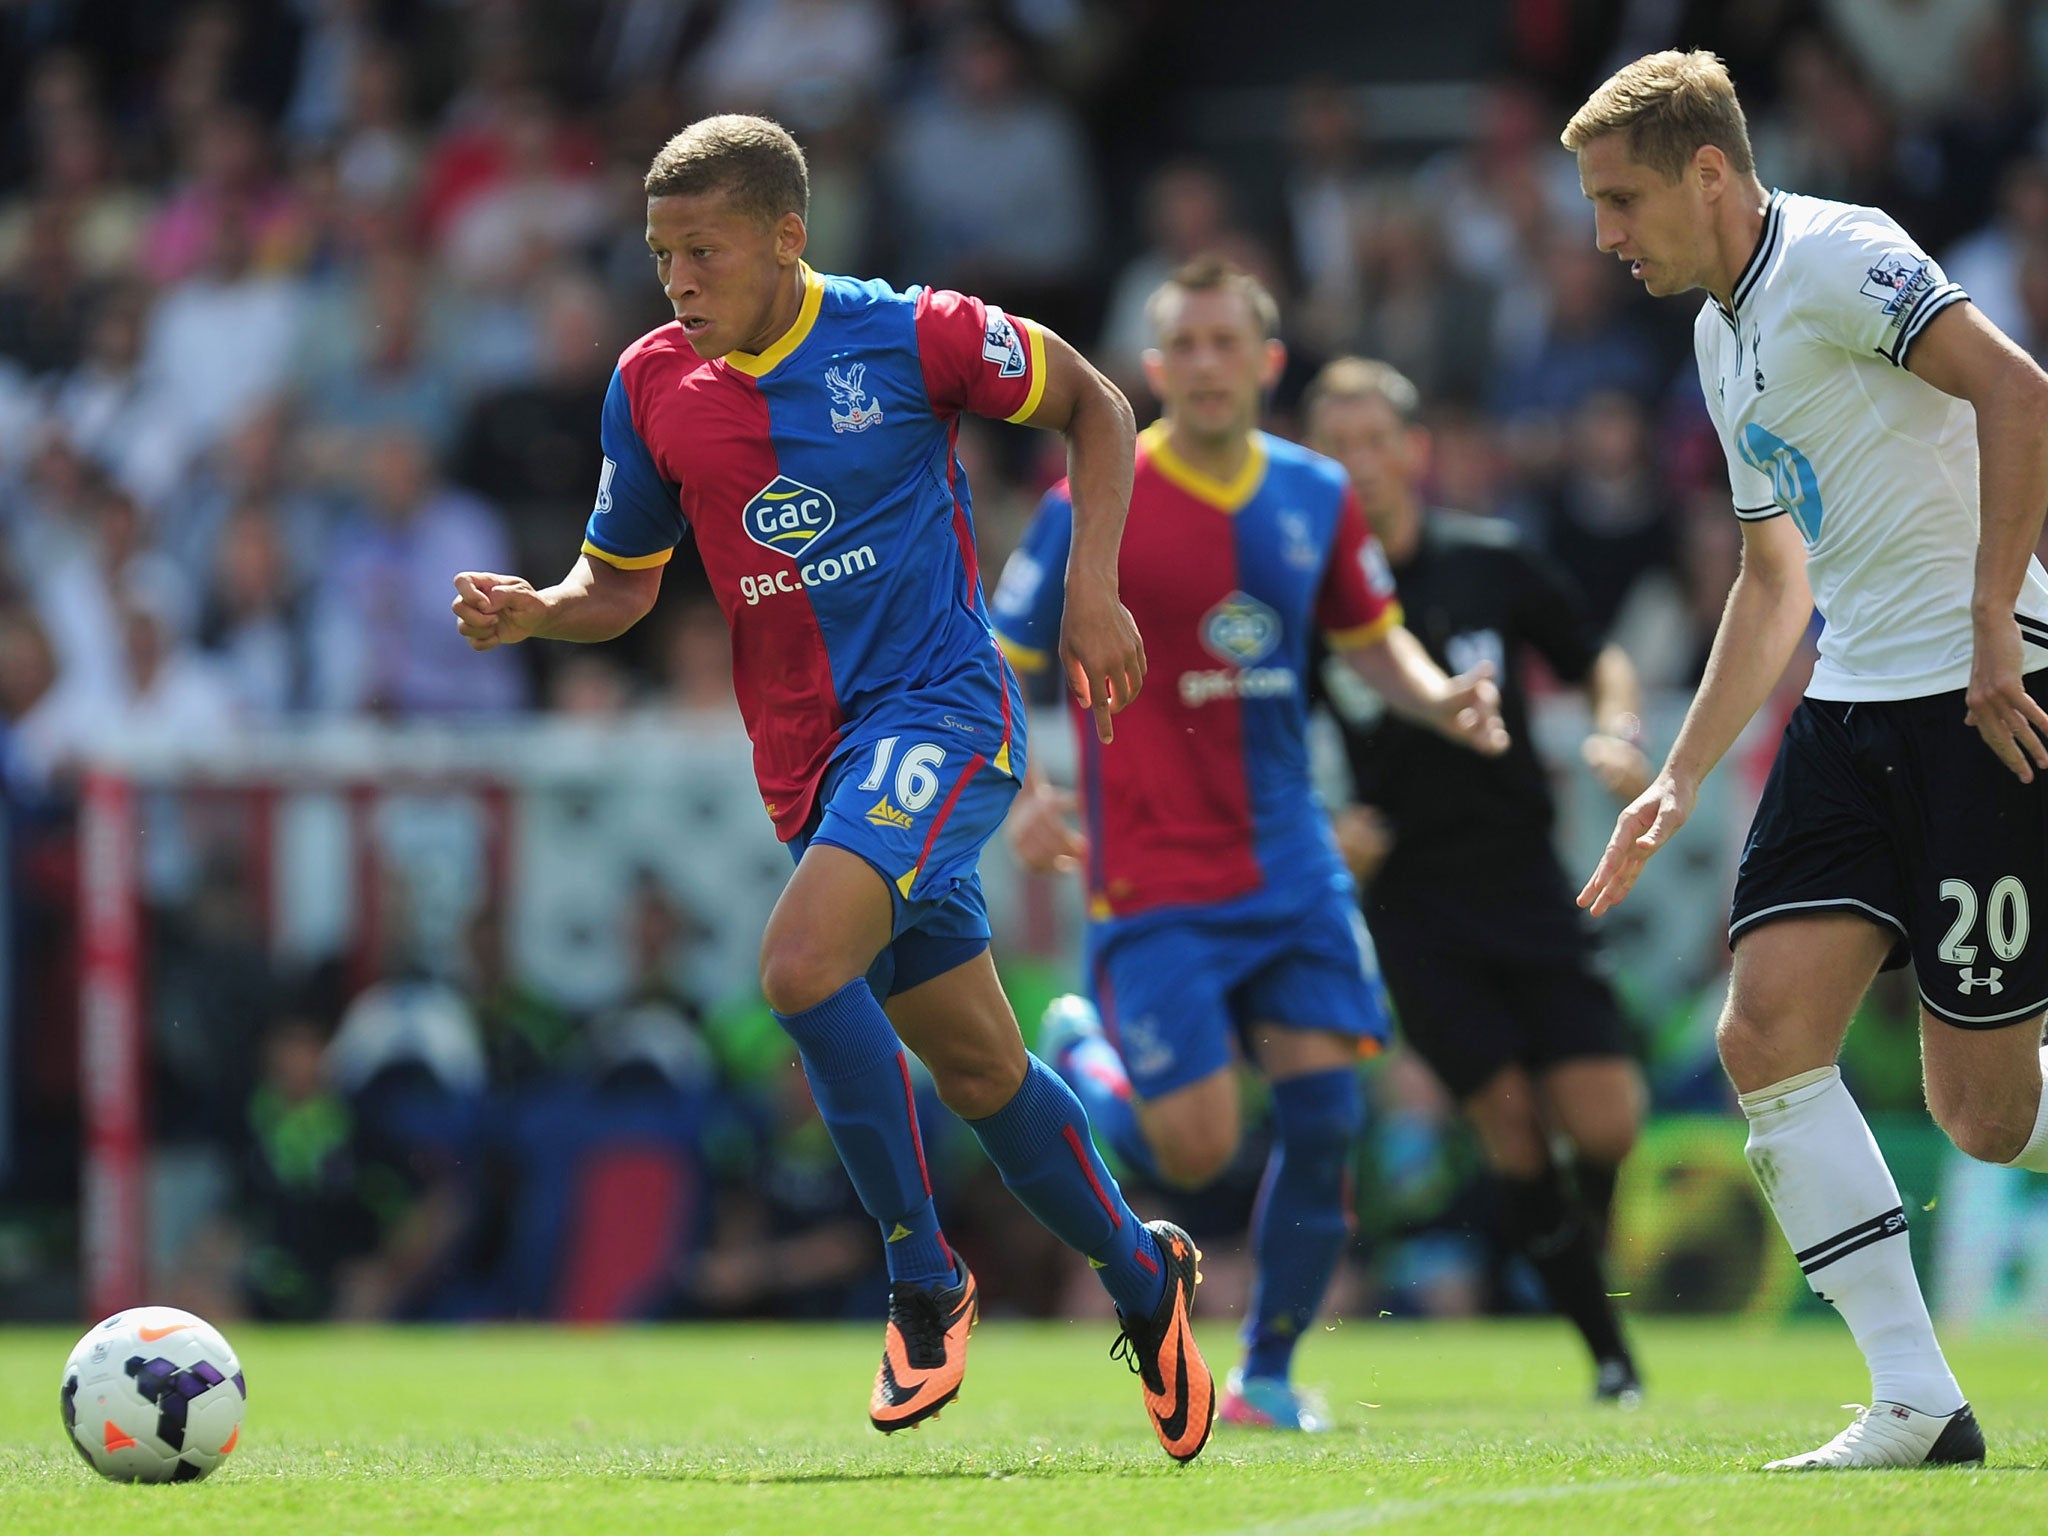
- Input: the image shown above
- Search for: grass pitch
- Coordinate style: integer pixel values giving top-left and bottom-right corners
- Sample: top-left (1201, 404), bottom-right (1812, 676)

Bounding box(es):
top-left (1, 1319), bottom-right (2043, 1534)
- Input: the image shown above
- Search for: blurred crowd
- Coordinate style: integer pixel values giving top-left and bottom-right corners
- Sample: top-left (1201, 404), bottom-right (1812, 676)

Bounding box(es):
top-left (6, 0), bottom-right (2048, 1322)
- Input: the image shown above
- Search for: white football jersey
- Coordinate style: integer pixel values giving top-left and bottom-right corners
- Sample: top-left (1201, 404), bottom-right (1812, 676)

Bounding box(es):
top-left (1696, 190), bottom-right (2048, 701)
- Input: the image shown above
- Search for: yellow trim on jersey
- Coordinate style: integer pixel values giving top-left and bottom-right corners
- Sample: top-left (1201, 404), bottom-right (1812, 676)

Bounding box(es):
top-left (1324, 602), bottom-right (1405, 652)
top-left (996, 634), bottom-right (1050, 673)
top-left (1139, 421), bottom-right (1267, 513)
top-left (993, 740), bottom-right (1012, 776)
top-left (895, 868), bottom-right (918, 899)
top-left (1004, 319), bottom-right (1050, 424)
top-left (723, 263), bottom-right (826, 378)
top-left (582, 539), bottom-right (673, 571)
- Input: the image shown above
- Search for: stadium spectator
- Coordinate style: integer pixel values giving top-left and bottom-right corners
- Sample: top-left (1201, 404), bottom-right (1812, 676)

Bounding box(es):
top-left (138, 197), bottom-right (309, 480)
top-left (1345, 196), bottom-right (1496, 405)
top-left (441, 95), bottom-right (609, 292)
top-left (883, 22), bottom-right (1097, 328)
top-left (195, 497), bottom-right (315, 717)
top-left (1943, 158), bottom-right (2048, 342)
top-left (1488, 236), bottom-right (1664, 484)
top-left (329, 40), bottom-right (426, 209)
top-left (1095, 162), bottom-right (1262, 392)
top-left (313, 426), bottom-right (525, 716)
top-left (49, 291), bottom-right (187, 506)
top-left (453, 268), bottom-right (617, 575)
top-left (0, 197), bottom-right (102, 380)
top-left (686, 0), bottom-right (895, 135)
top-left (1525, 390), bottom-right (1678, 639)
top-left (1818, 0), bottom-right (2002, 128)
top-left (144, 105), bottom-right (303, 288)
top-left (296, 248), bottom-right (463, 457)
top-left (1280, 79), bottom-right (1407, 343)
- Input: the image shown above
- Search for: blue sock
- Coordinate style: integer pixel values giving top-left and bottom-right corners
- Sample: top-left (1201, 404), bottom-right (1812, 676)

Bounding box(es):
top-left (1049, 1029), bottom-right (1160, 1180)
top-left (967, 1056), bottom-right (1167, 1317)
top-left (1243, 1068), bottom-right (1363, 1383)
top-left (775, 979), bottom-right (954, 1288)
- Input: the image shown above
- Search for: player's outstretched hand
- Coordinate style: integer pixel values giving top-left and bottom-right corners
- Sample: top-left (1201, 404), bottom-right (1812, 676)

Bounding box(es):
top-left (452, 571), bottom-right (547, 650)
top-left (1007, 779), bottom-right (1089, 874)
top-left (1434, 663), bottom-right (1509, 756)
top-left (1582, 732), bottom-right (1653, 804)
top-left (1579, 771), bottom-right (1694, 917)
top-left (1062, 578), bottom-right (1146, 745)
top-left (1965, 617), bottom-right (2048, 782)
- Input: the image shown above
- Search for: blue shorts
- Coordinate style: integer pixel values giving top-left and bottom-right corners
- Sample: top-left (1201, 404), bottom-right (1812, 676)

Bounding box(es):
top-left (1089, 882), bottom-right (1391, 1099)
top-left (792, 709), bottom-right (1023, 1000)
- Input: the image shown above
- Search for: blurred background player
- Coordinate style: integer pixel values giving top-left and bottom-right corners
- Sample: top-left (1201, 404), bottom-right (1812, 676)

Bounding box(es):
top-left (1304, 355), bottom-right (1649, 1404)
top-left (450, 114), bottom-right (1216, 1462)
top-left (1568, 51), bottom-right (2048, 1468)
top-left (994, 256), bottom-right (1506, 1430)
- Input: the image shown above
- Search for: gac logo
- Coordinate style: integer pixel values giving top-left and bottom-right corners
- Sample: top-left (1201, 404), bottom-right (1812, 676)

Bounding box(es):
top-left (1201, 591), bottom-right (1281, 667)
top-left (743, 475), bottom-right (838, 553)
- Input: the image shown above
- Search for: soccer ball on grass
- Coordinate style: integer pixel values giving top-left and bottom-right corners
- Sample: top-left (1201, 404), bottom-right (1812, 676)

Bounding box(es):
top-left (60, 1306), bottom-right (246, 1483)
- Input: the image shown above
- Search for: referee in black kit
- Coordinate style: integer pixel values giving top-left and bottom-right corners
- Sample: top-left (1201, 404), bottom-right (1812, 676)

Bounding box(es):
top-left (1305, 357), bottom-right (1648, 1404)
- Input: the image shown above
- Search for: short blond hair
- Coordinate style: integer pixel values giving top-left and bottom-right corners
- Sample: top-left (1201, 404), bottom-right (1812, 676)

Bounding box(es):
top-left (1561, 49), bottom-right (1755, 182)
top-left (1303, 356), bottom-right (1421, 434)
top-left (1145, 253), bottom-right (1280, 343)
top-left (645, 114), bottom-right (809, 224)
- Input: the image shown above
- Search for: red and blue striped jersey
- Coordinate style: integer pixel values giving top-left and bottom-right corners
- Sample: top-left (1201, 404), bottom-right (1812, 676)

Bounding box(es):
top-left (991, 423), bottom-right (1402, 923)
top-left (582, 265), bottom-right (1039, 839)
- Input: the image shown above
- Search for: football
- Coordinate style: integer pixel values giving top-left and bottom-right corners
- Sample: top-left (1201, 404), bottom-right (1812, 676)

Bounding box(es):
top-left (59, 1307), bottom-right (247, 1483)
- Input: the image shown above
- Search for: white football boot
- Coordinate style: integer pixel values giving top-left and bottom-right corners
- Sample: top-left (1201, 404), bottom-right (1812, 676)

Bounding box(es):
top-left (1763, 1401), bottom-right (1984, 1470)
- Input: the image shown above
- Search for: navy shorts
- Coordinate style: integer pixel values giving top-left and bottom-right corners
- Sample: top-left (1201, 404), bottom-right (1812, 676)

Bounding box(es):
top-left (1089, 880), bottom-right (1391, 1100)
top-left (1731, 676), bottom-right (2048, 1027)
top-left (793, 708), bottom-right (1022, 999)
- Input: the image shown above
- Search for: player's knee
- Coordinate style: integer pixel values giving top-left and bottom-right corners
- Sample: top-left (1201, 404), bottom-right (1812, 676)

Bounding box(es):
top-left (1930, 1100), bottom-right (2031, 1165)
top-left (1570, 1116), bottom-right (1639, 1168)
top-left (931, 1050), bottom-right (1028, 1121)
top-left (1465, 1076), bottom-right (1548, 1177)
top-left (1473, 1116), bottom-right (1550, 1179)
top-left (759, 937), bottom-right (858, 1017)
top-left (1714, 1004), bottom-right (1779, 1088)
top-left (1150, 1125), bottom-right (1239, 1190)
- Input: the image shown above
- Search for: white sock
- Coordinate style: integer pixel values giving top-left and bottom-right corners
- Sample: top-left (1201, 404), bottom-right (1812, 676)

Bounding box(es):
top-left (2001, 1047), bottom-right (2048, 1172)
top-left (1739, 1066), bottom-right (1963, 1415)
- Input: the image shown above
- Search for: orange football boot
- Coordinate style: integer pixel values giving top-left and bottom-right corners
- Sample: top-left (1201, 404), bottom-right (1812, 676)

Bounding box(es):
top-left (1109, 1220), bottom-right (1215, 1463)
top-left (870, 1263), bottom-right (978, 1433)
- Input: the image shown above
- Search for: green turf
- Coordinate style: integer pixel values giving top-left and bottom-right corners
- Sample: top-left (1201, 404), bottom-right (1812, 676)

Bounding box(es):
top-left (2, 1319), bottom-right (2042, 1534)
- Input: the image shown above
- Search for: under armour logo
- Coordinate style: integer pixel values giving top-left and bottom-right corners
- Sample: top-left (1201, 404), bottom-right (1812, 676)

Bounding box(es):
top-left (1957, 967), bottom-right (2005, 995)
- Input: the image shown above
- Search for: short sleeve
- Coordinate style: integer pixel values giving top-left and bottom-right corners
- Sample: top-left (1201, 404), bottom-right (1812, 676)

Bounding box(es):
top-left (1698, 351), bottom-right (1783, 521)
top-left (582, 369), bottom-right (684, 569)
top-left (989, 485), bottom-right (1074, 673)
top-left (1509, 538), bottom-right (1602, 680)
top-left (1800, 211), bottom-right (1969, 369)
top-left (1317, 488), bottom-right (1405, 650)
top-left (914, 288), bottom-right (1048, 425)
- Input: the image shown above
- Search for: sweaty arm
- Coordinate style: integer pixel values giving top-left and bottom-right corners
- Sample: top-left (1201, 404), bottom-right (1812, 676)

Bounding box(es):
top-left (1580, 513), bottom-right (1809, 914)
top-left (452, 556), bottom-right (663, 651)
top-left (1015, 329), bottom-right (1144, 742)
top-left (1907, 300), bottom-right (2048, 780)
top-left (457, 364), bottom-right (678, 651)
top-left (919, 290), bottom-right (1141, 740)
